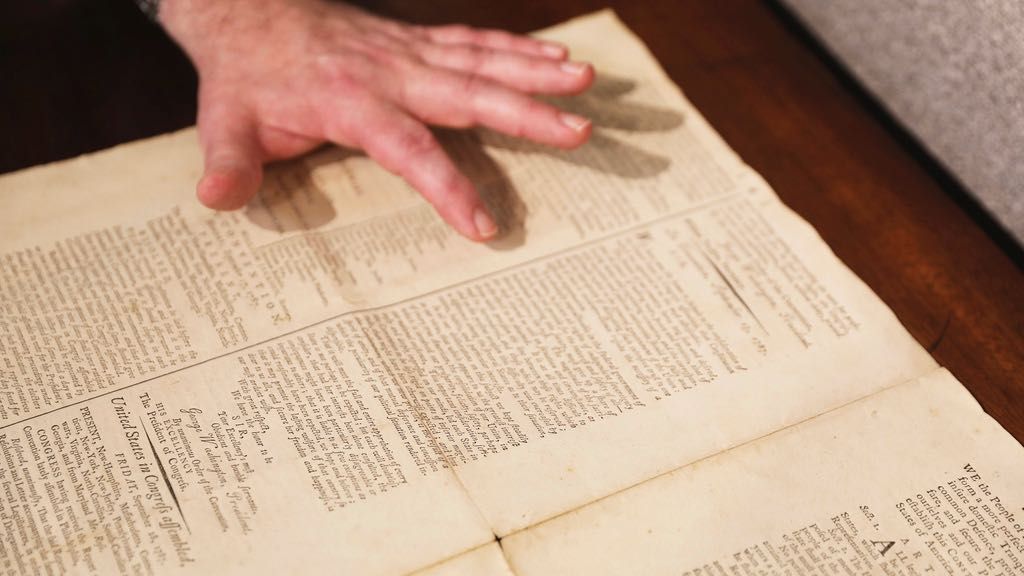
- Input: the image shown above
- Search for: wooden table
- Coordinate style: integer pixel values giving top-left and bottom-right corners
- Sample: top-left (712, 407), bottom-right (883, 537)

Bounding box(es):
top-left (3, 0), bottom-right (1022, 440)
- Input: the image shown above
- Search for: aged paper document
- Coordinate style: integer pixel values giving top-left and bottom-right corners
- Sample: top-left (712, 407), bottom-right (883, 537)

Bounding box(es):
top-left (0, 9), bottom-right (1017, 576)
top-left (502, 369), bottom-right (1024, 575)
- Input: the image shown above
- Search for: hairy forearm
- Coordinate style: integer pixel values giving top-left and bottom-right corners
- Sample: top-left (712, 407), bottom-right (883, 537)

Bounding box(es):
top-left (160, 0), bottom-right (318, 75)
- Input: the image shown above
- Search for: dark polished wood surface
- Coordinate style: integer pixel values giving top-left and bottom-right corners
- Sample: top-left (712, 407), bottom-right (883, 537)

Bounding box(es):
top-left (2, 1), bottom-right (1022, 439)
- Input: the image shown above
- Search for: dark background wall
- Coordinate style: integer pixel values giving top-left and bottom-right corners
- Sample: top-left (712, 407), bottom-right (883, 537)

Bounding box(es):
top-left (0, 1), bottom-right (198, 173)
top-left (782, 0), bottom-right (1024, 248)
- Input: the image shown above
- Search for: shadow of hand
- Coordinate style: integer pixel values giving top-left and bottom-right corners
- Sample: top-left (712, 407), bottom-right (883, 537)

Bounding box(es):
top-left (483, 72), bottom-right (684, 179)
top-left (244, 72), bottom-right (684, 244)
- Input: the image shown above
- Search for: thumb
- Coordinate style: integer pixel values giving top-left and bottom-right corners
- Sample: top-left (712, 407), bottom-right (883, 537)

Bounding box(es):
top-left (196, 98), bottom-right (263, 210)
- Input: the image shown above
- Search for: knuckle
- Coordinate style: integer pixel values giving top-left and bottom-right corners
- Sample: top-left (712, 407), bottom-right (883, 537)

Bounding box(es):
top-left (525, 57), bottom-right (550, 74)
top-left (400, 43), bottom-right (428, 66)
top-left (376, 20), bottom-right (408, 38)
top-left (459, 72), bottom-right (487, 99)
top-left (435, 165), bottom-right (463, 195)
top-left (512, 100), bottom-right (548, 137)
top-left (443, 24), bottom-right (475, 41)
top-left (323, 97), bottom-right (374, 145)
top-left (522, 98), bottom-right (548, 118)
top-left (461, 45), bottom-right (489, 73)
top-left (370, 47), bottom-right (418, 72)
top-left (316, 54), bottom-right (367, 92)
top-left (481, 28), bottom-right (512, 45)
top-left (392, 126), bottom-right (439, 159)
top-left (408, 24), bottom-right (430, 39)
top-left (368, 30), bottom-right (414, 56)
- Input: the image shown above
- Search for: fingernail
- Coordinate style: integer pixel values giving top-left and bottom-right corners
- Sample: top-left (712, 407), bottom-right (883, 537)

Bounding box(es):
top-left (560, 61), bottom-right (590, 76)
top-left (559, 112), bottom-right (591, 132)
top-left (541, 42), bottom-right (568, 59)
top-left (473, 208), bottom-right (498, 239)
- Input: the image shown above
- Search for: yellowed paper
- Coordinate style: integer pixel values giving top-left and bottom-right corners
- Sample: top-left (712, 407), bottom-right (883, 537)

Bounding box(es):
top-left (410, 543), bottom-right (513, 576)
top-left (503, 368), bottom-right (1024, 575)
top-left (0, 10), bottom-right (955, 576)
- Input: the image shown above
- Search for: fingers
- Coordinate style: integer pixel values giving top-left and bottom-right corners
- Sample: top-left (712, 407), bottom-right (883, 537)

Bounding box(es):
top-left (196, 98), bottom-right (264, 210)
top-left (347, 104), bottom-right (497, 242)
top-left (397, 68), bottom-right (592, 149)
top-left (426, 25), bottom-right (569, 61)
top-left (258, 124), bottom-right (323, 161)
top-left (416, 42), bottom-right (593, 95)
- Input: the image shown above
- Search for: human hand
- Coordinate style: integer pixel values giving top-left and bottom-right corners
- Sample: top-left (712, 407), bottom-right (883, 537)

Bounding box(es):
top-left (160, 0), bottom-right (594, 241)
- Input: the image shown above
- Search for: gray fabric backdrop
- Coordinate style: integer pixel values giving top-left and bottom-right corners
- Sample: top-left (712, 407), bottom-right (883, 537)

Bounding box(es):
top-left (782, 0), bottom-right (1024, 245)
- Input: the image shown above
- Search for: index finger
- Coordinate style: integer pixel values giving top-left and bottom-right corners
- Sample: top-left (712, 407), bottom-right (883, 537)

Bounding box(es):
top-left (425, 25), bottom-right (569, 61)
top-left (349, 104), bottom-right (498, 242)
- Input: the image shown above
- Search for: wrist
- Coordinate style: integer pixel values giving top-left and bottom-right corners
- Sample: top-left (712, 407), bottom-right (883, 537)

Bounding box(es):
top-left (161, 0), bottom-right (325, 76)
top-left (160, 0), bottom-right (257, 73)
